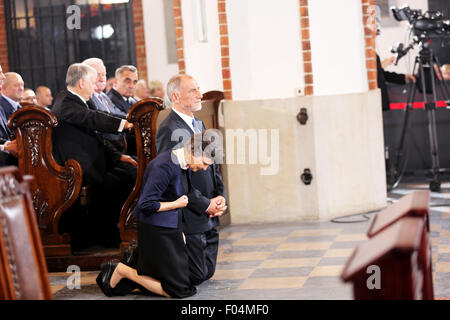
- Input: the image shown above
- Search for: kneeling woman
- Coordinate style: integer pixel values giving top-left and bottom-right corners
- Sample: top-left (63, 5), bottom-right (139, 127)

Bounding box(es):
top-left (97, 133), bottom-right (216, 298)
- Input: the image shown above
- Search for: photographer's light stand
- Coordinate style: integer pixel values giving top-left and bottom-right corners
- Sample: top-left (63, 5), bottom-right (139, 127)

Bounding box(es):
top-left (389, 42), bottom-right (450, 192)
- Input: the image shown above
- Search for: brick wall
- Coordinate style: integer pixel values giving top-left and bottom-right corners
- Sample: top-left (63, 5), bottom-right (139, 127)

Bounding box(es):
top-left (218, 0), bottom-right (232, 100)
top-left (173, 0), bottom-right (186, 74)
top-left (299, 0), bottom-right (313, 96)
top-left (132, 0), bottom-right (148, 81)
top-left (361, 0), bottom-right (378, 90)
top-left (0, 1), bottom-right (9, 72)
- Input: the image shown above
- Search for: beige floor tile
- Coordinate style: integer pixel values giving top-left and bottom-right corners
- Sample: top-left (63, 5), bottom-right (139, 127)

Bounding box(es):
top-left (289, 229), bottom-right (341, 237)
top-left (438, 245), bottom-right (450, 253)
top-left (220, 232), bottom-right (247, 241)
top-left (324, 248), bottom-right (355, 258)
top-left (258, 258), bottom-right (321, 268)
top-left (238, 277), bottom-right (307, 290)
top-left (442, 212), bottom-right (450, 219)
top-left (334, 234), bottom-right (368, 242)
top-left (212, 269), bottom-right (255, 280)
top-left (276, 242), bottom-right (332, 251)
top-left (217, 251), bottom-right (273, 262)
top-left (309, 265), bottom-right (344, 277)
top-left (232, 237), bottom-right (286, 246)
top-left (430, 224), bottom-right (443, 231)
top-left (51, 285), bottom-right (67, 295)
top-left (435, 262), bottom-right (450, 273)
top-left (440, 230), bottom-right (450, 237)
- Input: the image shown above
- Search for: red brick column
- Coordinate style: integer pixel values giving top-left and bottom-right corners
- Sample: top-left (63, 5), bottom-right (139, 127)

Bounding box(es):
top-left (362, 0), bottom-right (378, 90)
top-left (299, 0), bottom-right (313, 96)
top-left (132, 0), bottom-right (148, 81)
top-left (218, 0), bottom-right (232, 100)
top-left (0, 1), bottom-right (9, 72)
top-left (173, 0), bottom-right (186, 74)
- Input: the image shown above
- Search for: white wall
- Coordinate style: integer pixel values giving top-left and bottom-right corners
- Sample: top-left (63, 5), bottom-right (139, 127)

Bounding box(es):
top-left (142, 0), bottom-right (179, 87)
top-left (376, 0), bottom-right (428, 74)
top-left (181, 0), bottom-right (224, 92)
top-left (309, 0), bottom-right (368, 96)
top-left (226, 0), bottom-right (304, 100)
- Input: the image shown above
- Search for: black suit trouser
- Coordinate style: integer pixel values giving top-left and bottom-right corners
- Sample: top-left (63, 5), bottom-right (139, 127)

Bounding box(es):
top-left (185, 228), bottom-right (219, 286)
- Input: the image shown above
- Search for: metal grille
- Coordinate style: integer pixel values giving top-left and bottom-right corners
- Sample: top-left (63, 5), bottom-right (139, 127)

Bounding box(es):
top-left (4, 0), bottom-right (137, 94)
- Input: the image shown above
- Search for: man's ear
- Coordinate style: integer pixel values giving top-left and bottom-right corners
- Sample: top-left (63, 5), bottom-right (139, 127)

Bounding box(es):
top-left (172, 90), bottom-right (182, 104)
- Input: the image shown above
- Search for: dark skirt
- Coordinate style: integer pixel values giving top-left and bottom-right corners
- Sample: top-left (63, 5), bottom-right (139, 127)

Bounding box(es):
top-left (136, 220), bottom-right (197, 298)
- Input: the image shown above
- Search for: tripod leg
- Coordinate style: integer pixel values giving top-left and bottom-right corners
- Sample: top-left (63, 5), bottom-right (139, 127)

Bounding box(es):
top-left (423, 52), bottom-right (441, 192)
top-left (390, 58), bottom-right (419, 189)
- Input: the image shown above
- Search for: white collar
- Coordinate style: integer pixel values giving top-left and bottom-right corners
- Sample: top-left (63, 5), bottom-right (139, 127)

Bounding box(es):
top-left (68, 89), bottom-right (88, 106)
top-left (173, 148), bottom-right (187, 170)
top-left (172, 107), bottom-right (195, 132)
top-left (2, 94), bottom-right (20, 110)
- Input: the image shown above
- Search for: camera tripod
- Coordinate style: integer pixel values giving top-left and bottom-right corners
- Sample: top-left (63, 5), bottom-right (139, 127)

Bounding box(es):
top-left (388, 42), bottom-right (450, 192)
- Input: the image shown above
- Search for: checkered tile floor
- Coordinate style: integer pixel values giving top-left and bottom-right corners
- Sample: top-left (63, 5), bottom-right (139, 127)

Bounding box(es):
top-left (50, 183), bottom-right (450, 300)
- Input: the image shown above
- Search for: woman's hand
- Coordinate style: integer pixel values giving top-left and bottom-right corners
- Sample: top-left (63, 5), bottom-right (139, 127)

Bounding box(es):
top-left (174, 195), bottom-right (189, 208)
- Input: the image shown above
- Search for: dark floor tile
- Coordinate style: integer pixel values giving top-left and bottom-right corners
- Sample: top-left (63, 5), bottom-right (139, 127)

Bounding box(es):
top-left (216, 260), bottom-right (262, 270)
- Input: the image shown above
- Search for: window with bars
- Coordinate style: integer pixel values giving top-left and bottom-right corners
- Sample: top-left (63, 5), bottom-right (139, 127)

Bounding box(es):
top-left (4, 0), bottom-right (137, 94)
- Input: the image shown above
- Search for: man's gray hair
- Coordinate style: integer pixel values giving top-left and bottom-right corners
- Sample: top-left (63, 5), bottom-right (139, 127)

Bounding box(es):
top-left (115, 65), bottom-right (138, 79)
top-left (166, 74), bottom-right (194, 103)
top-left (66, 63), bottom-right (97, 87)
top-left (82, 57), bottom-right (105, 68)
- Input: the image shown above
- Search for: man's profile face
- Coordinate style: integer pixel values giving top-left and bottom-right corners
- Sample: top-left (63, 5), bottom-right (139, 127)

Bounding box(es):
top-left (3, 74), bottom-right (24, 102)
top-left (116, 70), bottom-right (138, 97)
top-left (92, 64), bottom-right (107, 93)
top-left (177, 77), bottom-right (203, 112)
top-left (37, 87), bottom-right (53, 107)
top-left (0, 66), bottom-right (5, 88)
top-left (81, 71), bottom-right (98, 100)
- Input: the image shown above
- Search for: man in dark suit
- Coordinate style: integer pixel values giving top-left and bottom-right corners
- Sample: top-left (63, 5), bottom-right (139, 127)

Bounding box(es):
top-left (107, 65), bottom-right (139, 155)
top-left (0, 72), bottom-right (24, 120)
top-left (52, 63), bottom-right (134, 248)
top-left (0, 65), bottom-right (18, 167)
top-left (156, 74), bottom-right (227, 286)
top-left (107, 65), bottom-right (138, 115)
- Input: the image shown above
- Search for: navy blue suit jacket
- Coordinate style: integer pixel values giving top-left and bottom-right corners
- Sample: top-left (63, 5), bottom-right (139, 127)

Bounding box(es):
top-left (155, 110), bottom-right (226, 234)
top-left (0, 95), bottom-right (20, 124)
top-left (134, 150), bottom-right (184, 228)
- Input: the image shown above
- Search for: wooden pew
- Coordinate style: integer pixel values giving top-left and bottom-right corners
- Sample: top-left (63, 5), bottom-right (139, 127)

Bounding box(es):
top-left (119, 98), bottom-right (164, 251)
top-left (8, 105), bottom-right (82, 257)
top-left (366, 190), bottom-right (433, 299)
top-left (341, 191), bottom-right (433, 300)
top-left (0, 166), bottom-right (52, 300)
top-left (341, 216), bottom-right (427, 299)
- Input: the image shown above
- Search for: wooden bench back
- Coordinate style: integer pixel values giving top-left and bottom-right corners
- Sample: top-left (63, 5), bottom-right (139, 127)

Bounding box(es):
top-left (0, 166), bottom-right (52, 300)
top-left (119, 98), bottom-right (164, 249)
top-left (8, 105), bottom-right (83, 256)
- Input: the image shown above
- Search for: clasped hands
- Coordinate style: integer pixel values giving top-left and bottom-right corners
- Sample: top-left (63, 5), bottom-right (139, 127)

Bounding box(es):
top-left (206, 196), bottom-right (227, 218)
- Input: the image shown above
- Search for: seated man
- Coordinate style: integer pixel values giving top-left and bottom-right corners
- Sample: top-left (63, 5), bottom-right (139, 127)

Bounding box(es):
top-left (133, 80), bottom-right (150, 102)
top-left (35, 86), bottom-right (53, 108)
top-left (0, 64), bottom-right (17, 167)
top-left (1, 72), bottom-right (24, 119)
top-left (107, 65), bottom-right (138, 114)
top-left (52, 63), bottom-right (134, 248)
top-left (21, 88), bottom-right (38, 105)
top-left (107, 65), bottom-right (139, 155)
top-left (83, 57), bottom-right (137, 189)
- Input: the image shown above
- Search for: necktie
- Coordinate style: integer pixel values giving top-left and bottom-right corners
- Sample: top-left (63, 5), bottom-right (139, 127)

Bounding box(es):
top-left (192, 119), bottom-right (200, 133)
top-left (99, 93), bottom-right (111, 113)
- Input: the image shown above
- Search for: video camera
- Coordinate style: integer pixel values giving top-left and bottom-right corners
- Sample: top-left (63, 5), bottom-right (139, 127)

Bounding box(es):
top-left (390, 6), bottom-right (450, 65)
